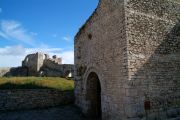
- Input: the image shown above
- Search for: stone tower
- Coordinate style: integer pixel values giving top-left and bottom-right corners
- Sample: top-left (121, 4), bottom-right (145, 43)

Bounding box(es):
top-left (74, 0), bottom-right (180, 120)
top-left (22, 52), bottom-right (44, 76)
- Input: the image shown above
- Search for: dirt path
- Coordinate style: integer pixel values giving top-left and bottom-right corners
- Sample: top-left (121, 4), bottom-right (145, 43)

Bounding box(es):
top-left (0, 105), bottom-right (90, 120)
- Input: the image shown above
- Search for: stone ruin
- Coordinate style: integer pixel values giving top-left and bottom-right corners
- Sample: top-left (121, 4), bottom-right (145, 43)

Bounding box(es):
top-left (22, 52), bottom-right (74, 77)
top-left (74, 0), bottom-right (180, 120)
top-left (0, 52), bottom-right (74, 78)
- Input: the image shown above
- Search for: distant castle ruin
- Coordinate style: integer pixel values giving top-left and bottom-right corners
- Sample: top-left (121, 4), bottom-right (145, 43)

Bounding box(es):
top-left (0, 52), bottom-right (74, 78)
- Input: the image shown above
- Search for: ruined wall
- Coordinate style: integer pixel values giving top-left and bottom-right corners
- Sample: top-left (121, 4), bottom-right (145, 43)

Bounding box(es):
top-left (75, 0), bottom-right (128, 119)
top-left (0, 67), bottom-right (28, 77)
top-left (21, 52), bottom-right (73, 77)
top-left (42, 59), bottom-right (74, 77)
top-left (124, 0), bottom-right (180, 119)
top-left (75, 0), bottom-right (180, 120)
top-left (0, 52), bottom-right (73, 77)
top-left (0, 89), bottom-right (74, 111)
top-left (22, 52), bottom-right (44, 76)
top-left (37, 53), bottom-right (45, 72)
top-left (0, 68), bottom-right (11, 77)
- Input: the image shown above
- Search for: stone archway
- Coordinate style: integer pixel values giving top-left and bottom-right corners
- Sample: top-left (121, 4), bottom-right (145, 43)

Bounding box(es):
top-left (86, 72), bottom-right (102, 119)
top-left (64, 70), bottom-right (71, 78)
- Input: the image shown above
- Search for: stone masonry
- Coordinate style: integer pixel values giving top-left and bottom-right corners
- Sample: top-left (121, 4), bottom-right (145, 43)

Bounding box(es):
top-left (74, 0), bottom-right (180, 120)
top-left (0, 89), bottom-right (73, 111)
top-left (22, 52), bottom-right (74, 77)
top-left (22, 52), bottom-right (48, 76)
top-left (0, 52), bottom-right (74, 78)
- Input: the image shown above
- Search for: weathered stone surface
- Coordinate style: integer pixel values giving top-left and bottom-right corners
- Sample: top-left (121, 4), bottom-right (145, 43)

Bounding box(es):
top-left (0, 68), bottom-right (11, 76)
top-left (0, 89), bottom-right (74, 111)
top-left (22, 52), bottom-right (45, 75)
top-left (0, 105), bottom-right (90, 120)
top-left (0, 52), bottom-right (74, 77)
top-left (42, 59), bottom-right (74, 77)
top-left (167, 109), bottom-right (179, 118)
top-left (0, 67), bottom-right (28, 77)
top-left (22, 52), bottom-right (74, 77)
top-left (168, 117), bottom-right (180, 120)
top-left (74, 0), bottom-right (180, 120)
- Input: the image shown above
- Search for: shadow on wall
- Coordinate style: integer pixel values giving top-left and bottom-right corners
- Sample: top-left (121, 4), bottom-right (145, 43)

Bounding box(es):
top-left (128, 20), bottom-right (180, 118)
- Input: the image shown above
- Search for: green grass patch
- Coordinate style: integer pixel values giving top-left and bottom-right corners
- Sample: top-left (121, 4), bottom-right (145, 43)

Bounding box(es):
top-left (0, 77), bottom-right (74, 91)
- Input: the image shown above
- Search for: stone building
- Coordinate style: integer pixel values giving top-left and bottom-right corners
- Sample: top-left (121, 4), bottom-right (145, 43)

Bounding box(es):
top-left (0, 52), bottom-right (74, 78)
top-left (22, 52), bottom-right (51, 76)
top-left (22, 52), bottom-right (74, 77)
top-left (74, 0), bottom-right (180, 120)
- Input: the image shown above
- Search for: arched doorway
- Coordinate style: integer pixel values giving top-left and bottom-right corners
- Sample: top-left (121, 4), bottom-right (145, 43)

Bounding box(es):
top-left (86, 72), bottom-right (102, 119)
top-left (64, 70), bottom-right (72, 78)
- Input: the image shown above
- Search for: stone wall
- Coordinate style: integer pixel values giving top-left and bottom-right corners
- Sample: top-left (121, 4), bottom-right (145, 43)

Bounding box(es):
top-left (22, 53), bottom-right (41, 76)
top-left (22, 52), bottom-right (74, 77)
top-left (42, 59), bottom-right (74, 77)
top-left (124, 0), bottom-right (180, 119)
top-left (22, 52), bottom-right (63, 75)
top-left (0, 67), bottom-right (28, 77)
top-left (0, 89), bottom-right (74, 111)
top-left (75, 0), bottom-right (180, 120)
top-left (0, 52), bottom-right (74, 77)
top-left (0, 68), bottom-right (11, 77)
top-left (75, 0), bottom-right (128, 119)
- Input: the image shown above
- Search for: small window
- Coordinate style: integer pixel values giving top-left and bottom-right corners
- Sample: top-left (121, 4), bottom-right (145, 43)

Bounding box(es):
top-left (88, 33), bottom-right (92, 40)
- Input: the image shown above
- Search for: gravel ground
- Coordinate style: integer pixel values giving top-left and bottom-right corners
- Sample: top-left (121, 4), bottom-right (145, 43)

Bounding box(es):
top-left (0, 105), bottom-right (92, 120)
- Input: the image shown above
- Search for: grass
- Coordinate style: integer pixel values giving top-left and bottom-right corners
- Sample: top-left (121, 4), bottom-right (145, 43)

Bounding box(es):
top-left (0, 77), bottom-right (74, 91)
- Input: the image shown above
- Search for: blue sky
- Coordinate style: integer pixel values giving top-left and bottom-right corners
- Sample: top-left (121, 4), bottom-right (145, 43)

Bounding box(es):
top-left (0, 0), bottom-right (98, 67)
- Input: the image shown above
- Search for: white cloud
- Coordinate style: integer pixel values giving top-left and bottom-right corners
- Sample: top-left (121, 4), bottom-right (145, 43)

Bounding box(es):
top-left (62, 36), bottom-right (72, 42)
top-left (0, 45), bottom-right (25, 56)
top-left (0, 45), bottom-right (26, 67)
top-left (0, 55), bottom-right (24, 67)
top-left (0, 45), bottom-right (74, 67)
top-left (0, 20), bottom-right (35, 46)
top-left (60, 51), bottom-right (74, 64)
top-left (26, 47), bottom-right (63, 54)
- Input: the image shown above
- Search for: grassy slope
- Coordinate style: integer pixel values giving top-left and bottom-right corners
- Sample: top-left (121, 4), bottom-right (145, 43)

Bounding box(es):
top-left (0, 77), bottom-right (74, 91)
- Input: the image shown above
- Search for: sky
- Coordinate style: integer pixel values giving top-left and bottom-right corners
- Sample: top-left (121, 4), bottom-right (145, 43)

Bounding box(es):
top-left (0, 0), bottom-right (98, 67)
